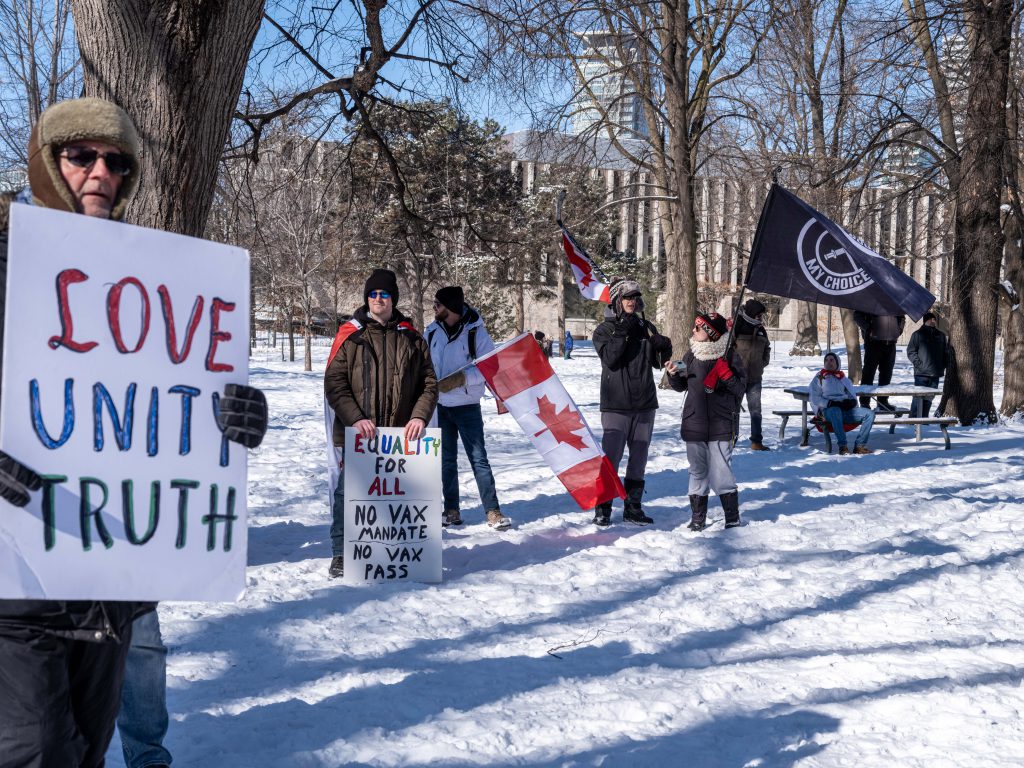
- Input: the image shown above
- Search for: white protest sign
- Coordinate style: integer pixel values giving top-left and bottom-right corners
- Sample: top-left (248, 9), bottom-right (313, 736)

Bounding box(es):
top-left (343, 426), bottom-right (442, 584)
top-left (0, 204), bottom-right (250, 601)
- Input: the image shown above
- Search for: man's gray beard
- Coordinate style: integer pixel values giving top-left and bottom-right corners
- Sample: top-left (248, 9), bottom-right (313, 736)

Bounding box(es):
top-left (691, 336), bottom-right (729, 361)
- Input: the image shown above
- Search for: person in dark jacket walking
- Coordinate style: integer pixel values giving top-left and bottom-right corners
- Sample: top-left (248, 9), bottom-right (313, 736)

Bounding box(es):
top-left (324, 268), bottom-right (438, 578)
top-left (0, 98), bottom-right (268, 768)
top-left (907, 312), bottom-right (948, 417)
top-left (733, 298), bottom-right (772, 450)
top-left (667, 312), bottom-right (747, 531)
top-left (854, 311), bottom-right (906, 410)
top-left (591, 279), bottom-right (673, 526)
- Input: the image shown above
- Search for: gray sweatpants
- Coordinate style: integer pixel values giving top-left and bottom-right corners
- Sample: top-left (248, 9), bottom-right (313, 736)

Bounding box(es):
top-left (601, 410), bottom-right (655, 481)
top-left (686, 441), bottom-right (737, 496)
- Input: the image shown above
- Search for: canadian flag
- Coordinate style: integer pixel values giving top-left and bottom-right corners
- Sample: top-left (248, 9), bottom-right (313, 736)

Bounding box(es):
top-left (561, 224), bottom-right (611, 304)
top-left (475, 333), bottom-right (625, 509)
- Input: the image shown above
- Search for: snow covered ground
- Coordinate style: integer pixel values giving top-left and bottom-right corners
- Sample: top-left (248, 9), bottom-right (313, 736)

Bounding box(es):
top-left (108, 341), bottom-right (1024, 767)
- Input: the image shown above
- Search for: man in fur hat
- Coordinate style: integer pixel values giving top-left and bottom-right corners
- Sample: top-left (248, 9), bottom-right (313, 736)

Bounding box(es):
top-left (733, 298), bottom-right (772, 450)
top-left (0, 98), bottom-right (268, 768)
top-left (324, 268), bottom-right (438, 578)
top-left (667, 312), bottom-right (747, 531)
top-left (590, 278), bottom-right (673, 526)
top-left (427, 285), bottom-right (509, 531)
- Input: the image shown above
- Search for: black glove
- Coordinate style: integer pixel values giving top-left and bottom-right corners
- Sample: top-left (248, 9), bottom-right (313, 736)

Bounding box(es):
top-left (650, 332), bottom-right (673, 356)
top-left (217, 384), bottom-right (269, 449)
top-left (0, 450), bottom-right (43, 507)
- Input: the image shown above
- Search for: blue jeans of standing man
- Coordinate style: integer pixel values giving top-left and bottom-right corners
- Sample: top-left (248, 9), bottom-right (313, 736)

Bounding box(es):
top-left (745, 381), bottom-right (763, 443)
top-left (330, 448), bottom-right (346, 557)
top-left (117, 610), bottom-right (172, 767)
top-left (823, 406), bottom-right (876, 448)
top-left (912, 374), bottom-right (940, 417)
top-left (439, 403), bottom-right (500, 513)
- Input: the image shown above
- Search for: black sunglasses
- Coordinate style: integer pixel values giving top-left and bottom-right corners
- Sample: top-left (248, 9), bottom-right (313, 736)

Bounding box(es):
top-left (59, 147), bottom-right (134, 176)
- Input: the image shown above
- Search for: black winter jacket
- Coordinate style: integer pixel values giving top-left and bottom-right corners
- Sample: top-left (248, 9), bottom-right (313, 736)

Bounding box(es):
top-left (907, 325), bottom-right (948, 377)
top-left (593, 309), bottom-right (671, 412)
top-left (732, 315), bottom-right (770, 384)
top-left (0, 193), bottom-right (150, 643)
top-left (854, 312), bottom-right (905, 343)
top-left (669, 350), bottom-right (747, 442)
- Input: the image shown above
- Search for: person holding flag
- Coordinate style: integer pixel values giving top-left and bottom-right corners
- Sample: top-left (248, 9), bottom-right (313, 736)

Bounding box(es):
top-left (323, 268), bottom-right (438, 578)
top-left (591, 278), bottom-right (673, 526)
top-left (667, 313), bottom-right (746, 531)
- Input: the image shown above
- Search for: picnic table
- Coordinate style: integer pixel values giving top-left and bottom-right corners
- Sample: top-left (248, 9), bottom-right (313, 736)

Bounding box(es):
top-left (776, 384), bottom-right (957, 450)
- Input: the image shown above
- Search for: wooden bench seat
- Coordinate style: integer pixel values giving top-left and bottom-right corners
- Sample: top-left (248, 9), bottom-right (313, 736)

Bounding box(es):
top-left (819, 415), bottom-right (958, 452)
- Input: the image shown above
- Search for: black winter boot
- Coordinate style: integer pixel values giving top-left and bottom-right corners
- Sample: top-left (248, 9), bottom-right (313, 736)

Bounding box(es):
top-left (687, 495), bottom-right (708, 531)
top-left (721, 491), bottom-right (741, 528)
top-left (592, 501), bottom-right (612, 527)
top-left (622, 479), bottom-right (653, 525)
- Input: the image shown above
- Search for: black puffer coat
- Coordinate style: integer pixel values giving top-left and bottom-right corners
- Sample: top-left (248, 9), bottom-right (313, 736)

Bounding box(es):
top-left (593, 309), bottom-right (672, 413)
top-left (0, 193), bottom-right (151, 642)
top-left (669, 349), bottom-right (747, 442)
top-left (907, 324), bottom-right (948, 377)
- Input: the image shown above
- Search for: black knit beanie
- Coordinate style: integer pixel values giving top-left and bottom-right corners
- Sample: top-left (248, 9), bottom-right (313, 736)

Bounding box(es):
top-left (364, 269), bottom-right (399, 304)
top-left (435, 286), bottom-right (465, 316)
top-left (695, 311), bottom-right (728, 341)
top-left (743, 299), bottom-right (767, 317)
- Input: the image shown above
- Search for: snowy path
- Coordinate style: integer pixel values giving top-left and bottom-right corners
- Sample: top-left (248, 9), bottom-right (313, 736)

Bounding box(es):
top-left (109, 343), bottom-right (1024, 767)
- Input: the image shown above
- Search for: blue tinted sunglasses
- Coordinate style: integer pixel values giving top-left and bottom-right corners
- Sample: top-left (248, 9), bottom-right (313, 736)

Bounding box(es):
top-left (367, 290), bottom-right (391, 299)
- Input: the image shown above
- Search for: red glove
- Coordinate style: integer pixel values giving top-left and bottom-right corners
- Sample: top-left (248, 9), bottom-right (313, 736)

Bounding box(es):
top-left (703, 358), bottom-right (734, 393)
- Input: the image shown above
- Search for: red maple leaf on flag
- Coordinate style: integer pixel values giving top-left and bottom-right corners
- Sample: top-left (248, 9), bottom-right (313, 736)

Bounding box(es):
top-left (533, 395), bottom-right (588, 450)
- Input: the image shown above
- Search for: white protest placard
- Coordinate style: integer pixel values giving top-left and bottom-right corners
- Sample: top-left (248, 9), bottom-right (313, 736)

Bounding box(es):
top-left (343, 426), bottom-right (442, 584)
top-left (0, 204), bottom-right (250, 601)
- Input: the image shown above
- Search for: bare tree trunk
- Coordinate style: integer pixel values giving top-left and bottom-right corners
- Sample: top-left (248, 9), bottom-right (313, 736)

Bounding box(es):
top-left (840, 308), bottom-right (863, 381)
top-left (790, 301), bottom-right (821, 355)
top-left (943, 0), bottom-right (1011, 424)
top-left (74, 0), bottom-right (264, 237)
top-left (287, 309), bottom-right (296, 363)
top-left (304, 323), bottom-right (313, 372)
top-left (514, 280), bottom-right (525, 333)
top-left (1000, 213), bottom-right (1024, 416)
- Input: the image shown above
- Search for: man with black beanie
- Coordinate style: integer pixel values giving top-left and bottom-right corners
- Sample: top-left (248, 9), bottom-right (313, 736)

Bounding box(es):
top-left (324, 268), bottom-right (438, 577)
top-left (733, 298), bottom-right (772, 450)
top-left (426, 286), bottom-right (508, 530)
top-left (907, 311), bottom-right (948, 417)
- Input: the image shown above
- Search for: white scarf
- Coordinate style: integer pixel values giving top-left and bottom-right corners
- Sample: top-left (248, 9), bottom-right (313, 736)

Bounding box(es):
top-left (691, 335), bottom-right (729, 361)
top-left (740, 310), bottom-right (763, 326)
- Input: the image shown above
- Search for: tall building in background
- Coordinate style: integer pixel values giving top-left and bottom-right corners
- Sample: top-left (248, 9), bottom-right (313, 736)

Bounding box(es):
top-left (572, 31), bottom-right (649, 139)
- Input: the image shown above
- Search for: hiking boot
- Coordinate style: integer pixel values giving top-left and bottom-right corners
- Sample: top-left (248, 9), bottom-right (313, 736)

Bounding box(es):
top-left (721, 491), bottom-right (742, 528)
top-left (442, 509), bottom-right (463, 527)
top-left (328, 556), bottom-right (344, 579)
top-left (593, 501), bottom-right (612, 527)
top-left (853, 445), bottom-right (873, 455)
top-left (486, 508), bottom-right (511, 530)
top-left (686, 494), bottom-right (708, 531)
top-left (623, 478), bottom-right (653, 525)
top-left (838, 445), bottom-right (850, 455)
top-left (749, 441), bottom-right (770, 451)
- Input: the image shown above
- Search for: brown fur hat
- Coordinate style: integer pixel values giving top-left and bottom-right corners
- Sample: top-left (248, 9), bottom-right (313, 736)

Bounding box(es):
top-left (28, 98), bottom-right (140, 220)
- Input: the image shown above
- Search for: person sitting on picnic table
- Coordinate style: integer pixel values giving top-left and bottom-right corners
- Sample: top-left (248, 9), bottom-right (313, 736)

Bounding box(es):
top-left (809, 351), bottom-right (876, 455)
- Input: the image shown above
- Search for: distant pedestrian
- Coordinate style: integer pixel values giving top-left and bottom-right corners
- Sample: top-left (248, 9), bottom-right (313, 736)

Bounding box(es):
top-left (591, 278), bottom-right (673, 526)
top-left (733, 298), bottom-right (772, 450)
top-left (906, 312), bottom-right (948, 417)
top-left (854, 311), bottom-right (905, 411)
top-left (667, 312), bottom-right (745, 531)
top-left (564, 330), bottom-right (574, 359)
top-left (426, 286), bottom-right (510, 531)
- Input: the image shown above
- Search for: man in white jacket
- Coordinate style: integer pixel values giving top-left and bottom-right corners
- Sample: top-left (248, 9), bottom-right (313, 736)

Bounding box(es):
top-left (427, 286), bottom-right (510, 530)
top-left (808, 352), bottom-right (876, 455)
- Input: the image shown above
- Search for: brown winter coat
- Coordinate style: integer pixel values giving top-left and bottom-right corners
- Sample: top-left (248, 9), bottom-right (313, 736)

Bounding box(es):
top-left (324, 306), bottom-right (438, 446)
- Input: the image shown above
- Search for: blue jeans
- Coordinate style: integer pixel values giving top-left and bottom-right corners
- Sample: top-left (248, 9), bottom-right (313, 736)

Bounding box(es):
top-left (117, 611), bottom-right (171, 768)
top-left (912, 374), bottom-right (940, 417)
top-left (745, 381), bottom-right (763, 443)
top-left (439, 403), bottom-right (500, 513)
top-left (330, 448), bottom-right (346, 557)
top-left (823, 406), bottom-right (876, 448)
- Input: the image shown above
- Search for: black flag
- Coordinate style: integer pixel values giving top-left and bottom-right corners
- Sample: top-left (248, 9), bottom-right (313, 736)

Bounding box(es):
top-left (745, 185), bottom-right (935, 321)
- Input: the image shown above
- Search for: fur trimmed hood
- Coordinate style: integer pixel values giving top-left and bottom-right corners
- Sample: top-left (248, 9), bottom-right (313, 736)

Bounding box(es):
top-left (28, 98), bottom-right (140, 220)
